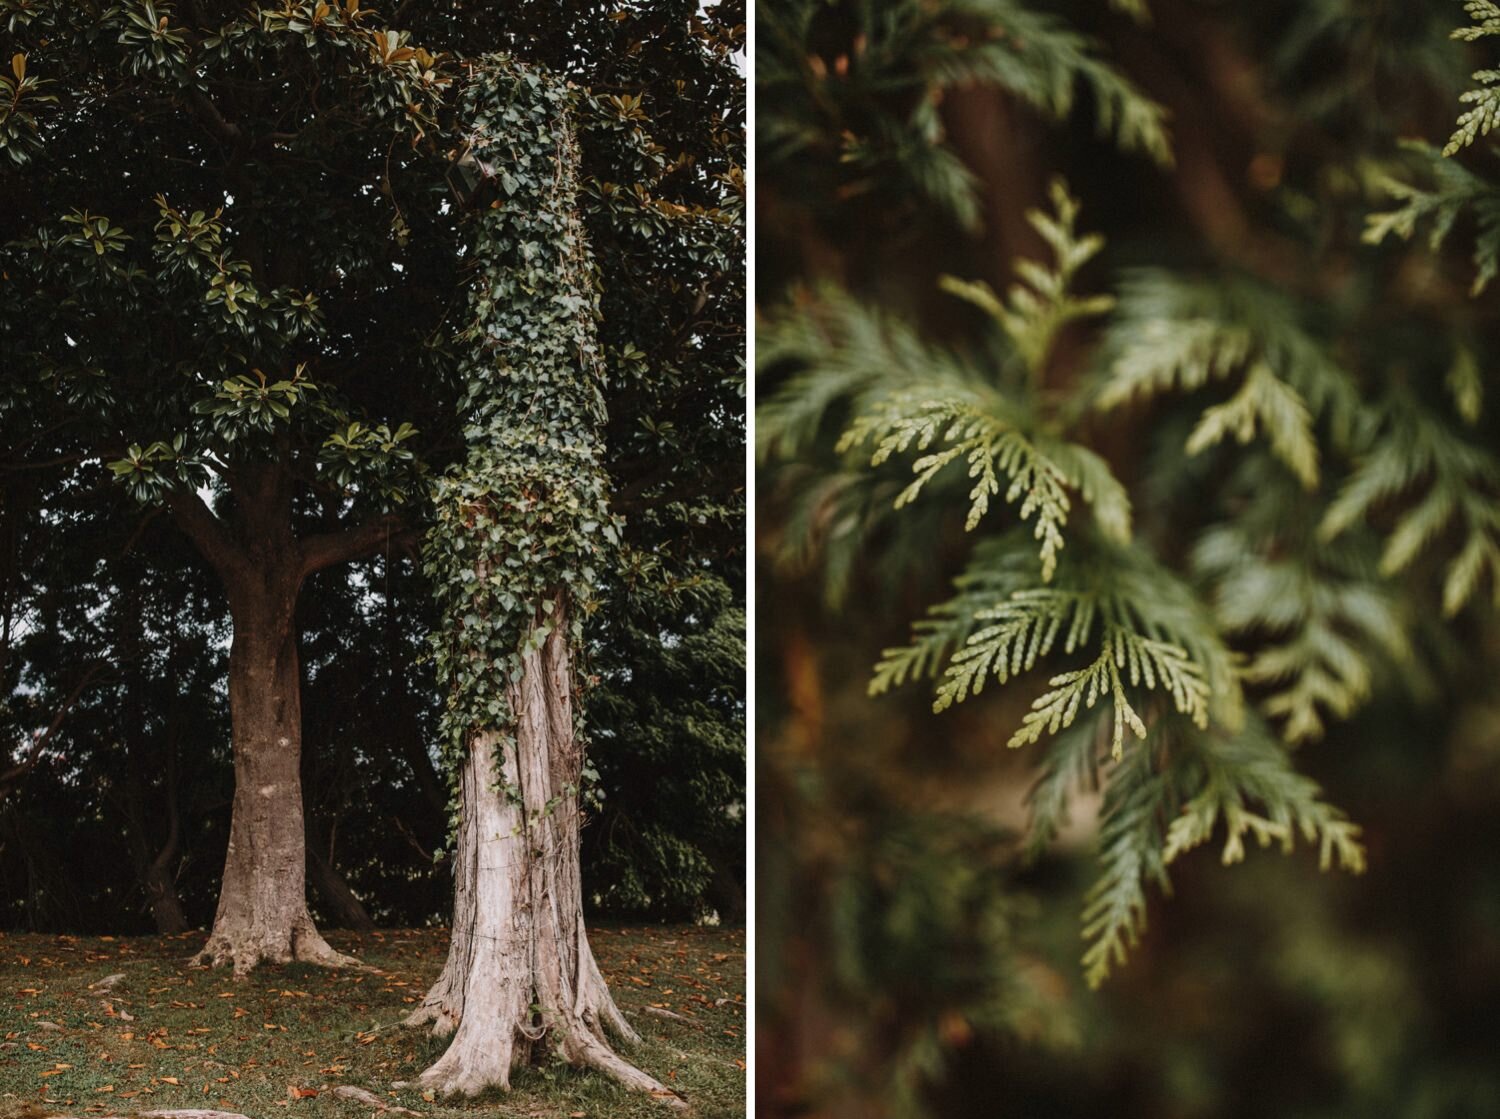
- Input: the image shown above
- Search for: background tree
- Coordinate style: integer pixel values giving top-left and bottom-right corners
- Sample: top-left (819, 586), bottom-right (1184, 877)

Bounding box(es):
top-left (757, 0), bottom-right (1500, 1115)
top-left (0, 459), bottom-right (230, 933)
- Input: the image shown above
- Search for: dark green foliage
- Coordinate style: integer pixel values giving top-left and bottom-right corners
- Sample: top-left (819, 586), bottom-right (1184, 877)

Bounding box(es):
top-left (420, 59), bottom-right (617, 812)
top-left (758, 0), bottom-right (1500, 1114)
top-left (0, 1), bottom-right (452, 520)
top-left (0, 475), bottom-right (230, 932)
top-left (587, 575), bottom-right (745, 921)
top-left (759, 0), bottom-right (1169, 231)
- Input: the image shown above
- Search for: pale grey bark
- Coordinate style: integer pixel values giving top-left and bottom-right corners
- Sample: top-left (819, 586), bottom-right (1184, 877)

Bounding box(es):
top-left (409, 601), bottom-right (682, 1107)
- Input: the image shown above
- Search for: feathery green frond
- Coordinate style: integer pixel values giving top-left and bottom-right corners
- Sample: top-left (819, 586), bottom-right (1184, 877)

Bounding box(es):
top-left (1320, 396), bottom-right (1500, 615)
top-left (1082, 715), bottom-right (1365, 988)
top-left (764, 188), bottom-right (1131, 580)
top-left (758, 0), bottom-right (1169, 230)
top-left (1080, 735), bottom-right (1172, 989)
top-left (1195, 469), bottom-right (1410, 744)
top-left (756, 287), bottom-right (980, 464)
top-left (1042, 440), bottom-right (1133, 544)
top-left (940, 179), bottom-right (1115, 375)
top-left (1097, 271), bottom-right (1356, 483)
top-left (838, 390), bottom-right (1072, 572)
top-left (1364, 143), bottom-right (1500, 295)
top-left (1455, 0), bottom-right (1500, 40)
top-left (868, 534), bottom-right (1053, 696)
top-left (1162, 720), bottom-right (1366, 874)
top-left (770, 467), bottom-right (920, 609)
top-left (1024, 715), bottom-right (1106, 860)
top-left (1446, 76), bottom-right (1500, 156)
top-left (1446, 3), bottom-right (1500, 153)
top-left (878, 533), bottom-right (1240, 759)
top-left (941, 0), bottom-right (1172, 166)
top-left (943, 585), bottom-right (1205, 758)
top-left (1184, 362), bottom-right (1319, 489)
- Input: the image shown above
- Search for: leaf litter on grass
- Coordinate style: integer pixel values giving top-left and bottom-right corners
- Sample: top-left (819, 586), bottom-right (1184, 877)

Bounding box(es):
top-left (0, 925), bottom-right (744, 1119)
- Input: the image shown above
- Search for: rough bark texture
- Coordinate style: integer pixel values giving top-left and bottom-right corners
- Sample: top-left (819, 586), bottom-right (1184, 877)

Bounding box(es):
top-left (191, 572), bottom-right (354, 975)
top-left (408, 603), bottom-right (682, 1108)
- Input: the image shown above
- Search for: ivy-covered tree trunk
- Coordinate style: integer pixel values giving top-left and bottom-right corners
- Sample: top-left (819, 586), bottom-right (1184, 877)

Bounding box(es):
top-left (409, 600), bottom-right (674, 1101)
top-left (408, 57), bottom-right (679, 1105)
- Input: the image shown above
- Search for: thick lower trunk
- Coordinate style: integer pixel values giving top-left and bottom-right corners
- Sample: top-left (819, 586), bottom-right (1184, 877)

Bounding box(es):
top-left (141, 852), bottom-right (187, 930)
top-left (193, 591), bottom-right (354, 975)
top-left (408, 604), bottom-right (682, 1108)
top-left (124, 769), bottom-right (189, 936)
top-left (308, 843), bottom-right (377, 932)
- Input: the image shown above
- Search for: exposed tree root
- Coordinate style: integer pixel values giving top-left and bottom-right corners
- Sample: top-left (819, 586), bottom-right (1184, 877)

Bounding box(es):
top-left (567, 1032), bottom-right (690, 1111)
top-left (189, 910), bottom-right (364, 977)
top-left (400, 997), bottom-right (459, 1036)
top-left (330, 1085), bottom-right (420, 1115)
top-left (405, 633), bottom-right (685, 1109)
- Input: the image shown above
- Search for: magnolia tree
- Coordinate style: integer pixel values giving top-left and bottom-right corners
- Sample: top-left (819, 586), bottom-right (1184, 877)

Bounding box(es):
top-left (0, 0), bottom-right (454, 973)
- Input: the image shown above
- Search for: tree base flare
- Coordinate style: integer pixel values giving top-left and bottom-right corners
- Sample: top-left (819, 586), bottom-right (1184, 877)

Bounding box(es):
top-left (414, 1027), bottom-right (688, 1110)
top-left (408, 630), bottom-right (682, 1109)
top-left (190, 911), bottom-right (363, 977)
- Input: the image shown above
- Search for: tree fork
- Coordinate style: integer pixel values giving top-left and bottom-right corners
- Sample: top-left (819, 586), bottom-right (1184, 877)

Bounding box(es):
top-left (166, 473), bottom-right (412, 973)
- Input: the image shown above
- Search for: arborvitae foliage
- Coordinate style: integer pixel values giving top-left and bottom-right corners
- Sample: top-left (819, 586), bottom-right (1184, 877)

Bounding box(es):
top-left (758, 0), bottom-right (1500, 1113)
top-left (760, 0), bottom-right (1170, 230)
top-left (762, 182), bottom-right (1356, 983)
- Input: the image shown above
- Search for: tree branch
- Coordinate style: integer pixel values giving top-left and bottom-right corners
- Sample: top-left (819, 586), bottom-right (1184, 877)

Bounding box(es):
top-left (0, 663), bottom-right (108, 799)
top-left (299, 513), bottom-right (419, 578)
top-left (185, 86), bottom-right (244, 146)
top-left (163, 488), bottom-right (248, 585)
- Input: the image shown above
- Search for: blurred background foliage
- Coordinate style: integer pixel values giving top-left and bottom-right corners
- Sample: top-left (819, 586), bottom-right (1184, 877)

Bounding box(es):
top-left (757, 0), bottom-right (1500, 1115)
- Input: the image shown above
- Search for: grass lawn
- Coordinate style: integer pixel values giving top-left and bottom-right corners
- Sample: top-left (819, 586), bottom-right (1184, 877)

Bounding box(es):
top-left (0, 925), bottom-right (744, 1119)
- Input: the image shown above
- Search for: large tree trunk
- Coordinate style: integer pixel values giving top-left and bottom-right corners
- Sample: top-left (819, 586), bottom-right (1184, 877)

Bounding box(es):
top-left (407, 602), bottom-right (682, 1108)
top-left (163, 463), bottom-right (409, 974)
top-left (192, 576), bottom-right (356, 975)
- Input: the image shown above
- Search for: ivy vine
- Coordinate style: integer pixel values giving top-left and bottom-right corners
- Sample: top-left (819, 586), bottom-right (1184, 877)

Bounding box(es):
top-left (423, 56), bottom-right (620, 836)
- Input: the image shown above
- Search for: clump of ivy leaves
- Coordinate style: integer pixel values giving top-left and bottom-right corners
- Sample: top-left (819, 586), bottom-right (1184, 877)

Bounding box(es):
top-left (423, 56), bottom-right (621, 837)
